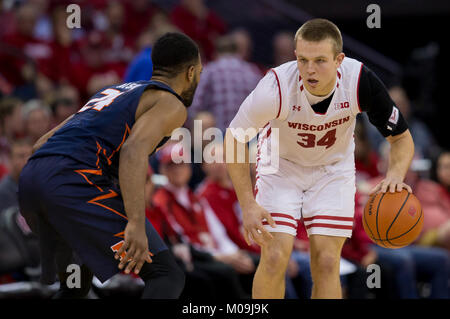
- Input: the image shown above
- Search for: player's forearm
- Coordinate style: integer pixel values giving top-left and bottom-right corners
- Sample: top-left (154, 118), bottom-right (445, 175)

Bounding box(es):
top-left (224, 130), bottom-right (255, 209)
top-left (119, 145), bottom-right (148, 225)
top-left (386, 129), bottom-right (415, 180)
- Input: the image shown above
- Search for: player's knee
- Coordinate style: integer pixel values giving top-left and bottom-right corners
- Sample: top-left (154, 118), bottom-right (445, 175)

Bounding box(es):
top-left (311, 251), bottom-right (340, 275)
top-left (261, 247), bottom-right (290, 276)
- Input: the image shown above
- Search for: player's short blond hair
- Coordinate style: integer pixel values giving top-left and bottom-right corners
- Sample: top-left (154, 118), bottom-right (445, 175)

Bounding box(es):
top-left (294, 18), bottom-right (343, 57)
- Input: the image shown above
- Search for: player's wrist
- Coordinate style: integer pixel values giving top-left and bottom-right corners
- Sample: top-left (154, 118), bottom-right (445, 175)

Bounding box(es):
top-left (126, 216), bottom-right (146, 227)
top-left (385, 171), bottom-right (405, 181)
top-left (240, 197), bottom-right (258, 211)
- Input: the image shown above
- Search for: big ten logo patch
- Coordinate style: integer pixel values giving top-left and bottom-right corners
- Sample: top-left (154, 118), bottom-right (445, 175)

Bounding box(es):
top-left (334, 102), bottom-right (349, 110)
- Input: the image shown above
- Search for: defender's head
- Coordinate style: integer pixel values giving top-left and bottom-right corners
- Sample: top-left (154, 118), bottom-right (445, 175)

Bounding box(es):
top-left (294, 18), bottom-right (345, 96)
top-left (151, 32), bottom-right (202, 107)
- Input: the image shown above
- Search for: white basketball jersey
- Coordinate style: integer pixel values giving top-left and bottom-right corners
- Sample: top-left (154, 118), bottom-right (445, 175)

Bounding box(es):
top-left (260, 57), bottom-right (363, 168)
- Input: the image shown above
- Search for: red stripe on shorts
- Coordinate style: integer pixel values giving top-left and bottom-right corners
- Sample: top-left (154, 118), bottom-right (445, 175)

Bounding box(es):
top-left (305, 223), bottom-right (353, 230)
top-left (262, 221), bottom-right (297, 229)
top-left (270, 213), bottom-right (296, 220)
top-left (303, 215), bottom-right (353, 222)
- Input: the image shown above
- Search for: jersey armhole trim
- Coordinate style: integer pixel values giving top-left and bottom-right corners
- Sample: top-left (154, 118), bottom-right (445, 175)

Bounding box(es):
top-left (356, 63), bottom-right (364, 113)
top-left (270, 69), bottom-right (282, 119)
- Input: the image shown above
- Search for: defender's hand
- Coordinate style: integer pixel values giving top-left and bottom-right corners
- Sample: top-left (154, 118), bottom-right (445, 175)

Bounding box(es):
top-left (115, 221), bottom-right (153, 274)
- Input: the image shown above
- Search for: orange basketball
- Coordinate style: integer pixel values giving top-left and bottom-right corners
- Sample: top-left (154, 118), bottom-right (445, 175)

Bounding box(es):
top-left (363, 189), bottom-right (423, 249)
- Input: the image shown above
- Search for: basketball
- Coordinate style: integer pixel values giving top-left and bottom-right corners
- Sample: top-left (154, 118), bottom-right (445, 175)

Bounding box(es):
top-left (363, 189), bottom-right (423, 249)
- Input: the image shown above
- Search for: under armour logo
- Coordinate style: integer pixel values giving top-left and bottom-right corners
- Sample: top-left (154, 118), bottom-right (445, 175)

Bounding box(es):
top-left (292, 105), bottom-right (301, 111)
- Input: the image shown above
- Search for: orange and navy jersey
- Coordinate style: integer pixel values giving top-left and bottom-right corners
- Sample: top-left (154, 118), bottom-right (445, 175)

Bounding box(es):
top-left (31, 80), bottom-right (182, 178)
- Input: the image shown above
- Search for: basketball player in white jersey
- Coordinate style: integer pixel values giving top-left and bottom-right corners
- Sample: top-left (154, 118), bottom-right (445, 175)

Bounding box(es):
top-left (224, 19), bottom-right (415, 298)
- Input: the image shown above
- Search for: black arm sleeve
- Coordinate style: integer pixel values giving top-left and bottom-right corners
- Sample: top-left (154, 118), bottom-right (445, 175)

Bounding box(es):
top-left (358, 65), bottom-right (408, 137)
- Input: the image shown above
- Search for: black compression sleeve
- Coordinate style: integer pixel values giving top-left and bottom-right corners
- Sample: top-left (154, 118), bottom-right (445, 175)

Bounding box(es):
top-left (358, 65), bottom-right (408, 137)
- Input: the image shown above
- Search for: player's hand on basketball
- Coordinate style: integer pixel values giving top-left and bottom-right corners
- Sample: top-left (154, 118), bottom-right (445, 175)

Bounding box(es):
top-left (370, 175), bottom-right (412, 194)
top-left (115, 221), bottom-right (153, 275)
top-left (242, 202), bottom-right (276, 247)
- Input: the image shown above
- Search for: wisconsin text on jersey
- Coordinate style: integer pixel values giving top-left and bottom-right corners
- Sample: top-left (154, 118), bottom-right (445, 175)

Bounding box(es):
top-left (287, 115), bottom-right (350, 131)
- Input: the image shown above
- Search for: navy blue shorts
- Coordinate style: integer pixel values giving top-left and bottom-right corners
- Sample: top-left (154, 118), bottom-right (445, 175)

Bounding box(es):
top-left (18, 155), bottom-right (167, 283)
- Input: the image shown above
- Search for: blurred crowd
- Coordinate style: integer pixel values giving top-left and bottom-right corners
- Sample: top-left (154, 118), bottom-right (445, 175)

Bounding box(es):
top-left (0, 0), bottom-right (449, 299)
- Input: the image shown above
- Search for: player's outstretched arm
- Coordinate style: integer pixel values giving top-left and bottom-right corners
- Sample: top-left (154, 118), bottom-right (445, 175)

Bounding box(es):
top-left (370, 129), bottom-right (414, 194)
top-left (117, 94), bottom-right (187, 274)
top-left (224, 129), bottom-right (276, 247)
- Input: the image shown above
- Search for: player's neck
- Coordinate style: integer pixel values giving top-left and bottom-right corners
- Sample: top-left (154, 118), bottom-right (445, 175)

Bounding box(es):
top-left (150, 76), bottom-right (184, 97)
top-left (304, 78), bottom-right (336, 105)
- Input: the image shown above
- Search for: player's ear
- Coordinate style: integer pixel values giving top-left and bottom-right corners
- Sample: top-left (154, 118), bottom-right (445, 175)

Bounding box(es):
top-left (335, 52), bottom-right (345, 67)
top-left (187, 65), bottom-right (195, 82)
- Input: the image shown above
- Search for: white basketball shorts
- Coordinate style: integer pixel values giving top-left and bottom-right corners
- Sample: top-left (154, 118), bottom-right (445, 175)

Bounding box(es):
top-left (255, 157), bottom-right (356, 238)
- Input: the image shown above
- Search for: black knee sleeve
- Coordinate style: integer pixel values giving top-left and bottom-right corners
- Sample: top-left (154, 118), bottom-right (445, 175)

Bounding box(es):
top-left (139, 250), bottom-right (185, 299)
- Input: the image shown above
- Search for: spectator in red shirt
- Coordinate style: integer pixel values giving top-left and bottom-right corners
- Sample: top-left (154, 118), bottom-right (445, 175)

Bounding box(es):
top-left (123, 0), bottom-right (160, 46)
top-left (45, 4), bottom-right (82, 86)
top-left (197, 142), bottom-right (260, 254)
top-left (71, 31), bottom-right (124, 100)
top-left (103, 1), bottom-right (134, 67)
top-left (0, 0), bottom-right (17, 39)
top-left (170, 0), bottom-right (227, 61)
top-left (144, 165), bottom-right (237, 299)
top-left (0, 2), bottom-right (53, 87)
top-left (151, 142), bottom-right (254, 298)
top-left (154, 143), bottom-right (256, 268)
